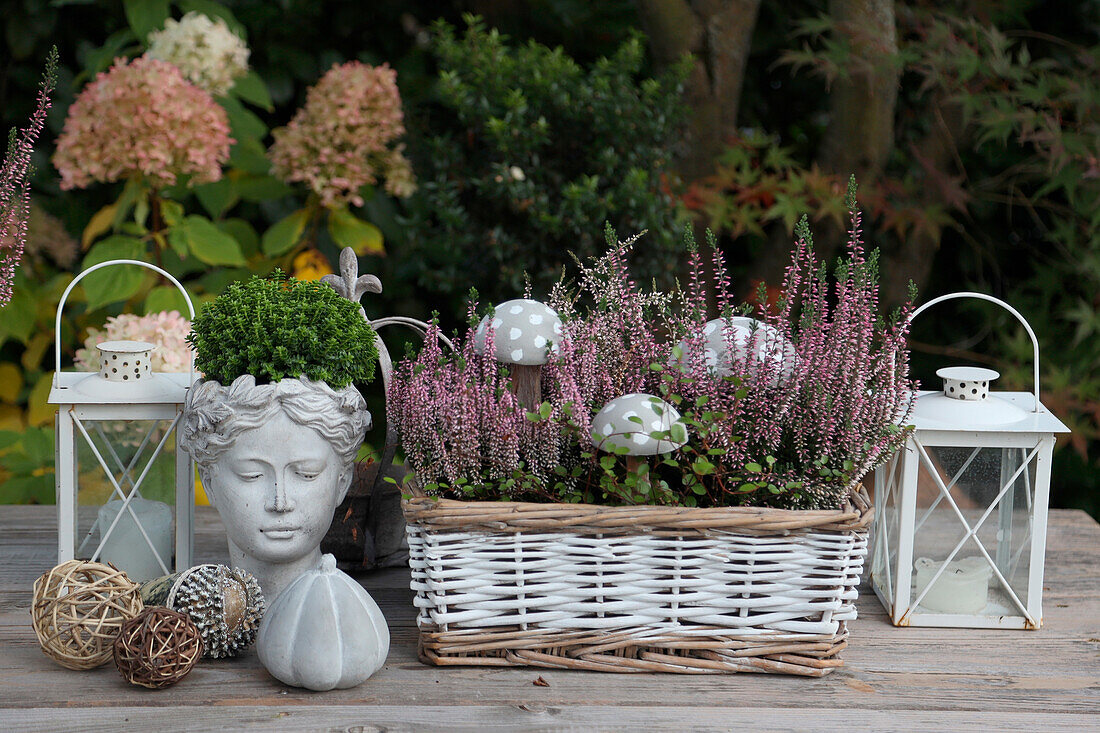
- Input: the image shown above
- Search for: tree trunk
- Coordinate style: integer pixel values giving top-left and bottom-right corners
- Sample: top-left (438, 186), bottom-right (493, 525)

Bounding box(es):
top-left (742, 0), bottom-right (901, 301)
top-left (818, 0), bottom-right (899, 182)
top-left (637, 0), bottom-right (763, 181)
top-left (879, 94), bottom-right (967, 310)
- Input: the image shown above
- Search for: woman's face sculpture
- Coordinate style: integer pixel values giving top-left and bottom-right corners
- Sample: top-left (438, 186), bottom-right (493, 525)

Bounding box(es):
top-left (205, 411), bottom-right (347, 566)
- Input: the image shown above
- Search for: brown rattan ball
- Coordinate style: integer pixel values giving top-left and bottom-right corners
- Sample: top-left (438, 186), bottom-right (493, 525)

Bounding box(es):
top-left (114, 607), bottom-right (203, 688)
top-left (31, 560), bottom-right (144, 670)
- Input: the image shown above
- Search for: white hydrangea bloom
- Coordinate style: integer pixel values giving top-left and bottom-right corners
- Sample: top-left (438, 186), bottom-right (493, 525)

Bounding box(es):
top-left (145, 12), bottom-right (249, 96)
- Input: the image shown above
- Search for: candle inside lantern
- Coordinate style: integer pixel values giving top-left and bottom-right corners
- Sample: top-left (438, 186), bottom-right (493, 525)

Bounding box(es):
top-left (913, 556), bottom-right (993, 614)
top-left (97, 497), bottom-right (173, 582)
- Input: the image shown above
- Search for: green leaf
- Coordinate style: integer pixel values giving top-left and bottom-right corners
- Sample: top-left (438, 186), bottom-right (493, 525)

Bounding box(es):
top-left (82, 204), bottom-right (117, 249)
top-left (227, 137), bottom-right (271, 175)
top-left (262, 209), bottom-right (310, 256)
top-left (0, 286), bottom-right (36, 346)
top-left (112, 177), bottom-right (144, 230)
top-left (538, 401), bottom-right (552, 419)
top-left (124, 0), bottom-right (169, 42)
top-left (159, 198), bottom-right (185, 227)
top-left (0, 476), bottom-right (53, 504)
top-left (194, 178), bottom-right (238, 219)
top-left (235, 174), bottom-right (294, 202)
top-left (177, 216), bottom-right (247, 266)
top-left (22, 428), bottom-right (54, 466)
top-left (231, 70), bottom-right (273, 110)
top-left (144, 285), bottom-right (196, 317)
top-left (692, 458), bottom-right (715, 475)
top-left (217, 219), bottom-right (260, 258)
top-left (81, 235), bottom-right (147, 311)
top-left (219, 94), bottom-right (267, 142)
top-left (745, 462), bottom-right (763, 473)
top-left (327, 207), bottom-right (385, 256)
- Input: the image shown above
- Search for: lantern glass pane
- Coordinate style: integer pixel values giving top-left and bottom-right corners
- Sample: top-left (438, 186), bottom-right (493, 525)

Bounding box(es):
top-left (73, 418), bottom-right (178, 582)
top-left (912, 445), bottom-right (1037, 617)
top-left (871, 452), bottom-right (905, 602)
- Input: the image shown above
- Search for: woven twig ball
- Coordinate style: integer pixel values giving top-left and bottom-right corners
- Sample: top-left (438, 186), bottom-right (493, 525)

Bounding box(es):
top-left (114, 607), bottom-right (203, 688)
top-left (31, 560), bottom-right (144, 670)
top-left (141, 564), bottom-right (265, 658)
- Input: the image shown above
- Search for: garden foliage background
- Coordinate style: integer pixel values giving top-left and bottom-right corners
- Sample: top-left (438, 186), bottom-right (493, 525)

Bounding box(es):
top-left (0, 0), bottom-right (1096, 518)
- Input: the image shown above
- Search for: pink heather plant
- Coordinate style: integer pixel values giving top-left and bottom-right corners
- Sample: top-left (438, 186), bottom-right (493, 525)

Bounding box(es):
top-left (388, 303), bottom-right (567, 495)
top-left (1, 48), bottom-right (57, 306)
top-left (268, 61), bottom-right (415, 208)
top-left (53, 57), bottom-right (231, 190)
top-left (391, 179), bottom-right (913, 509)
top-left (75, 310), bottom-right (194, 373)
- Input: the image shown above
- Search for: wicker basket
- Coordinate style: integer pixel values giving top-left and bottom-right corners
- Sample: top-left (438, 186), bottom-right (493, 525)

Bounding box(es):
top-left (404, 486), bottom-right (872, 676)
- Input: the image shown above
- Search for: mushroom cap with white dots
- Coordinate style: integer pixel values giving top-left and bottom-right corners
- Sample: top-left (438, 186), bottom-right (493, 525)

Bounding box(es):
top-left (473, 299), bottom-right (564, 366)
top-left (672, 317), bottom-right (797, 382)
top-left (589, 393), bottom-right (688, 456)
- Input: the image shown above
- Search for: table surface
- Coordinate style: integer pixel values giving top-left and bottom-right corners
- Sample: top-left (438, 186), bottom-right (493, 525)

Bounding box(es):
top-left (1, 506), bottom-right (1098, 732)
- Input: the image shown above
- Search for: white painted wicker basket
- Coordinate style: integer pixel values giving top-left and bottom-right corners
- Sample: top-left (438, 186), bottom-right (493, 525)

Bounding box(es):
top-left (404, 487), bottom-right (871, 675)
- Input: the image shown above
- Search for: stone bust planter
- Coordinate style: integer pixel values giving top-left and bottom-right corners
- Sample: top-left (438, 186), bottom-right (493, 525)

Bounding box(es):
top-left (181, 375), bottom-right (371, 602)
top-left (177, 271), bottom-right (379, 603)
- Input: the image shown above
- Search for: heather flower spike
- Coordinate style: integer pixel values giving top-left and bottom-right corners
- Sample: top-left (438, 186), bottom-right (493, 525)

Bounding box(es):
top-left (0, 46), bottom-right (57, 306)
top-left (321, 247), bottom-right (382, 317)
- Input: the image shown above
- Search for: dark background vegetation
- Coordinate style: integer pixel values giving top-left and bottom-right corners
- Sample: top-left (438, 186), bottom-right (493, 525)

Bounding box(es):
top-left (1, 0), bottom-right (1097, 517)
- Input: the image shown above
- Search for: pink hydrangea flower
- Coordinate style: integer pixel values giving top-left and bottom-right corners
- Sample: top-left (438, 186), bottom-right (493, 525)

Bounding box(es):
top-left (268, 61), bottom-right (415, 208)
top-left (53, 57), bottom-right (232, 190)
top-left (76, 310), bottom-right (194, 373)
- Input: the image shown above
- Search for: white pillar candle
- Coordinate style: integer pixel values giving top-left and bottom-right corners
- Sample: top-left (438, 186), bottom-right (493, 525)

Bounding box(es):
top-left (914, 556), bottom-right (993, 614)
top-left (98, 497), bottom-right (173, 582)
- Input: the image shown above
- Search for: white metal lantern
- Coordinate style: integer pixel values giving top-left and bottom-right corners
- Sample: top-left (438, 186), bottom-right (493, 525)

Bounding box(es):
top-left (49, 260), bottom-right (197, 582)
top-left (870, 292), bottom-right (1070, 629)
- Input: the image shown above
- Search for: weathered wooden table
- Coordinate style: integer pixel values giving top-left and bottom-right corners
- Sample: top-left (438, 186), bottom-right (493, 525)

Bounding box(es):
top-left (2, 506), bottom-right (1098, 731)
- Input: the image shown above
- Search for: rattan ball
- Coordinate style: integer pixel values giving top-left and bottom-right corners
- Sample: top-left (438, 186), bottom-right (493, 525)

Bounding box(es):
top-left (31, 560), bottom-right (144, 670)
top-left (114, 607), bottom-right (203, 688)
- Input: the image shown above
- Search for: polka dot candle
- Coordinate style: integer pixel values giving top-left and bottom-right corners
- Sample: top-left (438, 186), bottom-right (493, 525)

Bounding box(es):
top-left (96, 341), bottom-right (156, 383)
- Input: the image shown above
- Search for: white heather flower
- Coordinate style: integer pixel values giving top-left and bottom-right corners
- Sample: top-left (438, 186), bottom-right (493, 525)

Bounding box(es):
top-left (145, 12), bottom-right (249, 97)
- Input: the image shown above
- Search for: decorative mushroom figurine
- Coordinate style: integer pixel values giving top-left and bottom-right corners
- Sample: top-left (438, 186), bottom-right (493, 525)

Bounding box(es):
top-left (590, 393), bottom-right (688, 489)
top-left (674, 317), bottom-right (797, 384)
top-left (473, 299), bottom-right (563, 409)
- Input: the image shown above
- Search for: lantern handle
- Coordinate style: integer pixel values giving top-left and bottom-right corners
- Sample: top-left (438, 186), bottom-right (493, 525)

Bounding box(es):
top-left (908, 291), bottom-right (1040, 412)
top-left (54, 259), bottom-right (196, 388)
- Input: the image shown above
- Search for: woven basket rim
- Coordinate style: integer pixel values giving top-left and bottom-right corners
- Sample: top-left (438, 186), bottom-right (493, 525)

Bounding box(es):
top-left (403, 482), bottom-right (872, 534)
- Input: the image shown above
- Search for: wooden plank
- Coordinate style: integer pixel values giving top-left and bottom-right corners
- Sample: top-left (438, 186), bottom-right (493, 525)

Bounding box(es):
top-left (1, 505), bottom-right (1098, 724)
top-left (3, 705), bottom-right (1098, 732)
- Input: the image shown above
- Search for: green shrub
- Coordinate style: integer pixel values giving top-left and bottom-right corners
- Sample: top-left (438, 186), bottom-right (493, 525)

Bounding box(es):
top-left (187, 270), bottom-right (378, 388)
top-left (401, 15), bottom-right (691, 306)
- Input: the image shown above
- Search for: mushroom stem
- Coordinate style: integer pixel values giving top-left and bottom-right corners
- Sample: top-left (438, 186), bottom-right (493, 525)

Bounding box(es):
top-left (509, 364), bottom-right (542, 411)
top-left (626, 455), bottom-right (651, 492)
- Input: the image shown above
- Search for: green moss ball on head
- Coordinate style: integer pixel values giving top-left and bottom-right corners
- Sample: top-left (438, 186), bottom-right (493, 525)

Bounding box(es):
top-left (187, 270), bottom-right (378, 388)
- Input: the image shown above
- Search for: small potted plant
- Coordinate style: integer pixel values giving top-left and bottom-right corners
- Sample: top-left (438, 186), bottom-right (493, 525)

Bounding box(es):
top-left (180, 271), bottom-right (378, 602)
top-left (392, 180), bottom-right (914, 675)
